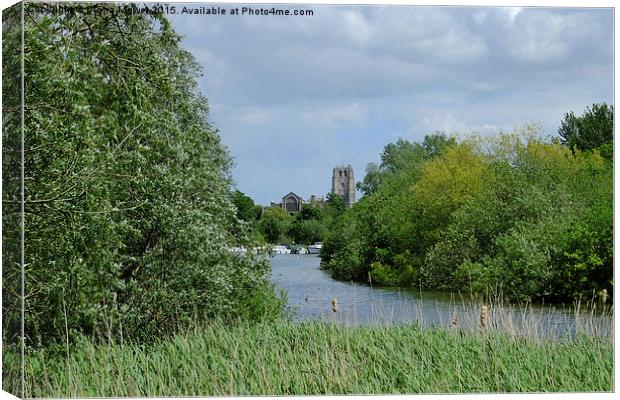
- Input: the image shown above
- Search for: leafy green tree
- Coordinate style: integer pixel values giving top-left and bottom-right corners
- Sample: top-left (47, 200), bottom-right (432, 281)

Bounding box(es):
top-left (324, 134), bottom-right (449, 282)
top-left (559, 103), bottom-right (613, 159)
top-left (321, 207), bottom-right (367, 281)
top-left (324, 192), bottom-right (346, 215)
top-left (380, 138), bottom-right (425, 173)
top-left (286, 204), bottom-right (325, 244)
top-left (381, 133), bottom-right (455, 173)
top-left (356, 162), bottom-right (382, 195)
top-left (258, 207), bottom-right (292, 244)
top-left (295, 204), bottom-right (322, 222)
top-left (422, 132), bottom-right (458, 158)
top-left (288, 219), bottom-right (326, 245)
top-left (2, 3), bottom-right (282, 346)
top-left (231, 190), bottom-right (261, 222)
top-left (357, 133), bottom-right (456, 196)
top-left (412, 141), bottom-right (490, 246)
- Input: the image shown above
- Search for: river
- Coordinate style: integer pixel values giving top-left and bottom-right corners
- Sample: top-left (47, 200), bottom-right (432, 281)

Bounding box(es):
top-left (269, 254), bottom-right (613, 341)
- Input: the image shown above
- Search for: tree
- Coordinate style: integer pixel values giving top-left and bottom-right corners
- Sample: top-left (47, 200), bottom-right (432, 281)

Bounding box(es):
top-left (357, 133), bottom-right (456, 196)
top-left (381, 133), bottom-right (455, 173)
top-left (2, 3), bottom-right (23, 353)
top-left (231, 190), bottom-right (261, 222)
top-left (413, 142), bottom-right (490, 223)
top-left (380, 138), bottom-right (425, 173)
top-left (323, 133), bottom-right (458, 284)
top-left (559, 103), bottom-right (613, 159)
top-left (288, 219), bottom-right (326, 245)
top-left (356, 162), bottom-right (382, 195)
top-left (422, 132), bottom-right (457, 158)
top-left (324, 192), bottom-right (346, 215)
top-left (287, 204), bottom-right (326, 244)
top-left (295, 204), bottom-right (322, 222)
top-left (2, 3), bottom-right (281, 346)
top-left (258, 207), bottom-right (292, 244)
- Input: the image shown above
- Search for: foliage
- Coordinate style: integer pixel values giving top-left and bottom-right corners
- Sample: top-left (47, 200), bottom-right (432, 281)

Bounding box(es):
top-left (355, 162), bottom-right (382, 195)
top-left (429, 138), bottom-right (612, 301)
top-left (254, 194), bottom-right (345, 246)
top-left (288, 219), bottom-right (326, 245)
top-left (2, 3), bottom-right (23, 352)
top-left (322, 128), bottom-right (612, 303)
top-left (287, 204), bottom-right (327, 245)
top-left (322, 133), bottom-right (457, 285)
top-left (258, 207), bottom-right (293, 244)
top-left (356, 133), bottom-right (456, 196)
top-left (231, 190), bottom-right (261, 223)
top-left (412, 141), bottom-right (491, 246)
top-left (2, 3), bottom-right (282, 347)
top-left (295, 203), bottom-right (323, 222)
top-left (324, 192), bottom-right (346, 214)
top-left (558, 103), bottom-right (613, 159)
top-left (321, 208), bottom-right (368, 281)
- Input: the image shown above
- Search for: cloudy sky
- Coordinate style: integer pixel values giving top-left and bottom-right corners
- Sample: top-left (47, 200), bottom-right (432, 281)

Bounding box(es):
top-left (169, 4), bottom-right (613, 205)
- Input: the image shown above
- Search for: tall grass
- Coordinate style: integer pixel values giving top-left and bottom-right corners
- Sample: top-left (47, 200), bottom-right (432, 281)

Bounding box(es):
top-left (425, 293), bottom-right (614, 344)
top-left (9, 319), bottom-right (613, 397)
top-left (308, 289), bottom-right (613, 344)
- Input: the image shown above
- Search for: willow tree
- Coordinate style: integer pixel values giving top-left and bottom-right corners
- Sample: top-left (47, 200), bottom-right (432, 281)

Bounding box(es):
top-left (2, 3), bottom-right (281, 348)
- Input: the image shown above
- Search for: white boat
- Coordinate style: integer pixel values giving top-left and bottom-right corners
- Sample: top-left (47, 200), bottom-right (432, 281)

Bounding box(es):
top-left (228, 246), bottom-right (247, 255)
top-left (291, 245), bottom-right (308, 254)
top-left (307, 242), bottom-right (323, 254)
top-left (271, 245), bottom-right (291, 254)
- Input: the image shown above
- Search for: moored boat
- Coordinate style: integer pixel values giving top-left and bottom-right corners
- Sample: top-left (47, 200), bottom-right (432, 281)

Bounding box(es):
top-left (291, 244), bottom-right (308, 254)
top-left (271, 245), bottom-right (291, 254)
top-left (307, 242), bottom-right (322, 254)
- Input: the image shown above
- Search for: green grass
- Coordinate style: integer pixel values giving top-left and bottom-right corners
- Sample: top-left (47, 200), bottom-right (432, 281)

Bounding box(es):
top-left (6, 321), bottom-right (613, 397)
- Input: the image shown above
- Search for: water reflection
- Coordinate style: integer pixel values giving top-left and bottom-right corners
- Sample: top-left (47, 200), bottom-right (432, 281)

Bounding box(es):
top-left (269, 254), bottom-right (613, 341)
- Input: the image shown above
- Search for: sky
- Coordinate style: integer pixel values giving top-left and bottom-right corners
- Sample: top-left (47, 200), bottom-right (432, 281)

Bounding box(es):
top-left (169, 4), bottom-right (613, 205)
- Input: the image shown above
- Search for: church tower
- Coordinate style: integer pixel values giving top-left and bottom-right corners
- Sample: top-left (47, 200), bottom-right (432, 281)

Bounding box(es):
top-left (331, 165), bottom-right (355, 208)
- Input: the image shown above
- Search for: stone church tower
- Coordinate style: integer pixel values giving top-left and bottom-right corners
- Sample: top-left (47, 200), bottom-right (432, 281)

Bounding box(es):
top-left (331, 165), bottom-right (355, 208)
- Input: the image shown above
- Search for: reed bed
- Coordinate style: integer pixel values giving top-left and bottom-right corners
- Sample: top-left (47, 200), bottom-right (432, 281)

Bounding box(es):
top-left (427, 294), bottom-right (614, 344)
top-left (297, 289), bottom-right (613, 344)
top-left (7, 318), bottom-right (613, 397)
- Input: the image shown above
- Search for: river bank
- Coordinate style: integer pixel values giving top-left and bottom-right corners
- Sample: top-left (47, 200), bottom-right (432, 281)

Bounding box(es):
top-left (271, 254), bottom-right (613, 341)
top-left (7, 321), bottom-right (612, 397)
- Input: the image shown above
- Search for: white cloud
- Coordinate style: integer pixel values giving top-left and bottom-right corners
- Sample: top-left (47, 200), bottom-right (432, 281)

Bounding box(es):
top-left (357, 8), bottom-right (489, 65)
top-left (342, 11), bottom-right (375, 45)
top-left (504, 7), bottom-right (523, 24)
top-left (505, 10), bottom-right (593, 65)
top-left (301, 103), bottom-right (368, 127)
top-left (510, 38), bottom-right (568, 64)
top-left (240, 109), bottom-right (270, 125)
top-left (508, 13), bottom-right (569, 63)
top-left (473, 10), bottom-right (487, 24)
top-left (410, 28), bottom-right (488, 64)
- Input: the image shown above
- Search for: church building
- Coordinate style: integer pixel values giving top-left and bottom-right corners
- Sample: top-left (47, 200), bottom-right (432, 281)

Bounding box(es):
top-left (331, 165), bottom-right (355, 208)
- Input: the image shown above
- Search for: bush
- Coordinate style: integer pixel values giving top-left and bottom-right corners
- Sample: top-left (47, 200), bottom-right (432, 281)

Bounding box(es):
top-left (288, 219), bottom-right (326, 245)
top-left (429, 136), bottom-right (612, 301)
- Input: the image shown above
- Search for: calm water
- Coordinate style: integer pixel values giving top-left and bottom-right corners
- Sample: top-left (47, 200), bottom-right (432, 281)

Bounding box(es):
top-left (269, 254), bottom-right (613, 340)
